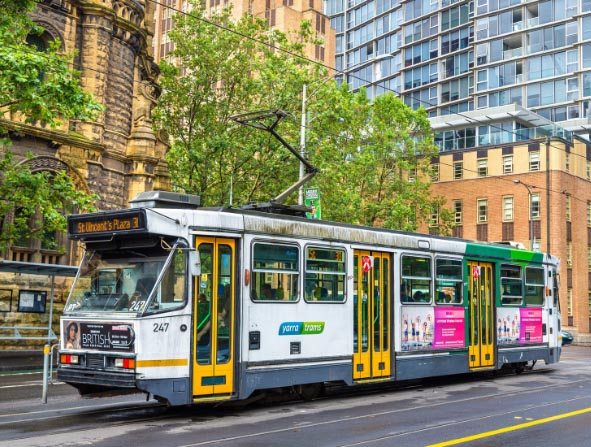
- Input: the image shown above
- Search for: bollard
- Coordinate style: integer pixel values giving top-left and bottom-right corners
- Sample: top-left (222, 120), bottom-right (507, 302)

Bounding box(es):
top-left (42, 344), bottom-right (50, 404)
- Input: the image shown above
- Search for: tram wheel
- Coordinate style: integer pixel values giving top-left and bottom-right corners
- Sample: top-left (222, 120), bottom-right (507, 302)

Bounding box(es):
top-left (295, 383), bottom-right (323, 401)
top-left (514, 362), bottom-right (527, 374)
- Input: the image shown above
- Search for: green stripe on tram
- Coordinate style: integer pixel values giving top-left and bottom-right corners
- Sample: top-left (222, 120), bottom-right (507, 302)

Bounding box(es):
top-left (464, 243), bottom-right (545, 263)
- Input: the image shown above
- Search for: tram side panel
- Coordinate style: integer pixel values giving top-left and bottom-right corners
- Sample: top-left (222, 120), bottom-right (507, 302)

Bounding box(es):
top-left (495, 260), bottom-right (561, 368)
top-left (134, 313), bottom-right (193, 405)
top-left (237, 237), bottom-right (354, 399)
top-left (393, 251), bottom-right (471, 381)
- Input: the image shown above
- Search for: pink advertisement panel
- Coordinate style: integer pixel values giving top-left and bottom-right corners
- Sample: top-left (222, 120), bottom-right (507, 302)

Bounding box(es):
top-left (433, 307), bottom-right (465, 348)
top-left (519, 308), bottom-right (543, 343)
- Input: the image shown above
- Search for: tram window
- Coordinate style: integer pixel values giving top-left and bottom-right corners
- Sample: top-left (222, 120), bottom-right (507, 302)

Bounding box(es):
top-left (251, 243), bottom-right (299, 301)
top-left (435, 258), bottom-right (462, 304)
top-left (401, 255), bottom-right (432, 304)
top-left (305, 246), bottom-right (346, 302)
top-left (500, 264), bottom-right (523, 305)
top-left (525, 266), bottom-right (544, 306)
top-left (64, 240), bottom-right (188, 314)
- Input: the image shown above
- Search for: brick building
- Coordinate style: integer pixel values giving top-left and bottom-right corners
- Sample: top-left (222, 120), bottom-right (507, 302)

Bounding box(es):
top-left (422, 135), bottom-right (591, 342)
top-left (152, 0), bottom-right (335, 68)
top-left (0, 0), bottom-right (168, 347)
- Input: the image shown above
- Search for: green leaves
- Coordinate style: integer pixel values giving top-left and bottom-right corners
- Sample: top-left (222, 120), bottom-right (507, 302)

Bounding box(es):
top-left (0, 151), bottom-right (97, 252)
top-left (154, 3), bottom-right (316, 206)
top-left (0, 1), bottom-right (101, 251)
top-left (308, 89), bottom-right (447, 232)
top-left (0, 3), bottom-right (102, 141)
top-left (155, 2), bottom-right (451, 232)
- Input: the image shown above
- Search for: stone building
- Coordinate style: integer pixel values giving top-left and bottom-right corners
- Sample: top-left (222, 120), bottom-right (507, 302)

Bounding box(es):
top-left (0, 0), bottom-right (168, 348)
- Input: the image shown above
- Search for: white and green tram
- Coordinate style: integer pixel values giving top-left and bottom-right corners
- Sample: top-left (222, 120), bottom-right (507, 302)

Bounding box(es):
top-left (58, 191), bottom-right (562, 406)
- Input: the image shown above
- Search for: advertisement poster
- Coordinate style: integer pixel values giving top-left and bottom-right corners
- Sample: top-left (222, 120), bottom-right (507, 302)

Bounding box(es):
top-left (304, 188), bottom-right (321, 219)
top-left (63, 321), bottom-right (135, 351)
top-left (497, 308), bottom-right (520, 344)
top-left (433, 307), bottom-right (466, 348)
top-left (401, 307), bottom-right (466, 351)
top-left (519, 308), bottom-right (543, 343)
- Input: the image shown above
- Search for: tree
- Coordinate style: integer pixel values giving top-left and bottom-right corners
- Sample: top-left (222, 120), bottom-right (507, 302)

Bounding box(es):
top-left (0, 0), bottom-right (101, 252)
top-left (0, 152), bottom-right (96, 252)
top-left (154, 2), bottom-right (451, 232)
top-left (153, 1), bottom-right (324, 206)
top-left (307, 87), bottom-right (451, 232)
top-left (0, 0), bottom-right (102, 140)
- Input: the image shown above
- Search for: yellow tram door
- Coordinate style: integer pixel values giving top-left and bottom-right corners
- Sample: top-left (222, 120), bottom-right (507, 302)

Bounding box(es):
top-left (353, 250), bottom-right (391, 380)
top-left (192, 237), bottom-right (235, 399)
top-left (467, 261), bottom-right (495, 369)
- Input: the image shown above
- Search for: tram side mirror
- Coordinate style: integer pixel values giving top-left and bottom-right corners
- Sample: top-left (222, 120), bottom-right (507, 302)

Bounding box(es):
top-left (189, 250), bottom-right (201, 276)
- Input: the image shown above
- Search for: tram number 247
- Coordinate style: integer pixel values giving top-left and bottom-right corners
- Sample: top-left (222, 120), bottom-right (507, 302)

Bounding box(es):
top-left (153, 322), bottom-right (169, 333)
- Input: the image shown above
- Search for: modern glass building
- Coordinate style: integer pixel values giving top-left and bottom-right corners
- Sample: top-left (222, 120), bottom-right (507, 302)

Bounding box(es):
top-left (325, 0), bottom-right (591, 150)
top-left (326, 0), bottom-right (591, 341)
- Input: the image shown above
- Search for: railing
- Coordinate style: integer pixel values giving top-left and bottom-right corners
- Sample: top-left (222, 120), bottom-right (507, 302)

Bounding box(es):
top-left (0, 326), bottom-right (57, 341)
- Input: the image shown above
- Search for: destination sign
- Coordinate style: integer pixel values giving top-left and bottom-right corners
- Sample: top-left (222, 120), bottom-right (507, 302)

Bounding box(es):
top-left (68, 210), bottom-right (147, 238)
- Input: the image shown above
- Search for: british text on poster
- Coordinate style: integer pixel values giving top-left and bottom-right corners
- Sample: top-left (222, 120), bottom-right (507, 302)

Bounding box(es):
top-left (77, 322), bottom-right (135, 351)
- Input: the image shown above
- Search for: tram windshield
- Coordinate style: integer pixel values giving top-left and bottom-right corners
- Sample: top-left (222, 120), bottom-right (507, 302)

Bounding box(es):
top-left (64, 240), bottom-right (188, 314)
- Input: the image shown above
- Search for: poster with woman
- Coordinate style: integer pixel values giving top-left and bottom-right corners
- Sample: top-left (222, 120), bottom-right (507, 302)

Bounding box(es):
top-left (64, 320), bottom-right (80, 349)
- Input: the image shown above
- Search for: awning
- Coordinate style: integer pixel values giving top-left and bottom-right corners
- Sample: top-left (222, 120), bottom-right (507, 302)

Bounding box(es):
top-left (0, 260), bottom-right (78, 277)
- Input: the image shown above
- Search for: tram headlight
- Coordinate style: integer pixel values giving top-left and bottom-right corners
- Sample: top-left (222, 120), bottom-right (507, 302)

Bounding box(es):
top-left (60, 354), bottom-right (79, 365)
top-left (114, 358), bottom-right (135, 369)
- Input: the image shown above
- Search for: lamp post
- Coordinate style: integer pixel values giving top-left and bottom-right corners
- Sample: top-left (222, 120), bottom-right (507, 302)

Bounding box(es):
top-left (298, 54), bottom-right (394, 204)
top-left (514, 179), bottom-right (535, 250)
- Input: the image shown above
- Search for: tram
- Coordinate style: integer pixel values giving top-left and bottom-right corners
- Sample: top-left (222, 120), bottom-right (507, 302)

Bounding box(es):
top-left (58, 191), bottom-right (562, 406)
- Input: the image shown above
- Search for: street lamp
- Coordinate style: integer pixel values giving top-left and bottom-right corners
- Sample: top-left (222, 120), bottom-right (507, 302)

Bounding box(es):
top-left (514, 179), bottom-right (535, 250)
top-left (298, 54), bottom-right (394, 204)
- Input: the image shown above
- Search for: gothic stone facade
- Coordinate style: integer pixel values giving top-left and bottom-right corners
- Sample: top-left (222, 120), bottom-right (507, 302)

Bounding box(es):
top-left (0, 0), bottom-right (169, 348)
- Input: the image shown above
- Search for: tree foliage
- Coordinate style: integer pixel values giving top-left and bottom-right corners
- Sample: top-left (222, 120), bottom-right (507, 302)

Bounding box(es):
top-left (0, 0), bottom-right (102, 140)
top-left (155, 1), bottom-right (452, 233)
top-left (153, 1), bottom-right (322, 206)
top-left (0, 152), bottom-right (97, 252)
top-left (308, 87), bottom-right (447, 232)
top-left (0, 0), bottom-right (101, 252)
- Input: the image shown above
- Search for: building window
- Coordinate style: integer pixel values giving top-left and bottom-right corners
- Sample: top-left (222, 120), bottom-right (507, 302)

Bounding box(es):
top-left (587, 160), bottom-right (591, 180)
top-left (478, 158), bottom-right (488, 176)
top-left (429, 206), bottom-right (439, 227)
top-left (502, 196), bottom-right (513, 222)
top-left (531, 192), bottom-right (540, 219)
top-left (588, 246), bottom-right (591, 270)
top-left (567, 288), bottom-right (572, 317)
top-left (529, 151), bottom-right (540, 171)
top-left (408, 167), bottom-right (417, 182)
top-left (565, 153), bottom-right (570, 172)
top-left (454, 161), bottom-right (463, 179)
top-left (477, 198), bottom-right (488, 223)
top-left (430, 164), bottom-right (440, 181)
top-left (566, 194), bottom-right (571, 222)
top-left (503, 155), bottom-right (513, 174)
top-left (567, 241), bottom-right (572, 267)
top-left (453, 200), bottom-right (462, 224)
top-left (587, 201), bottom-right (591, 226)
